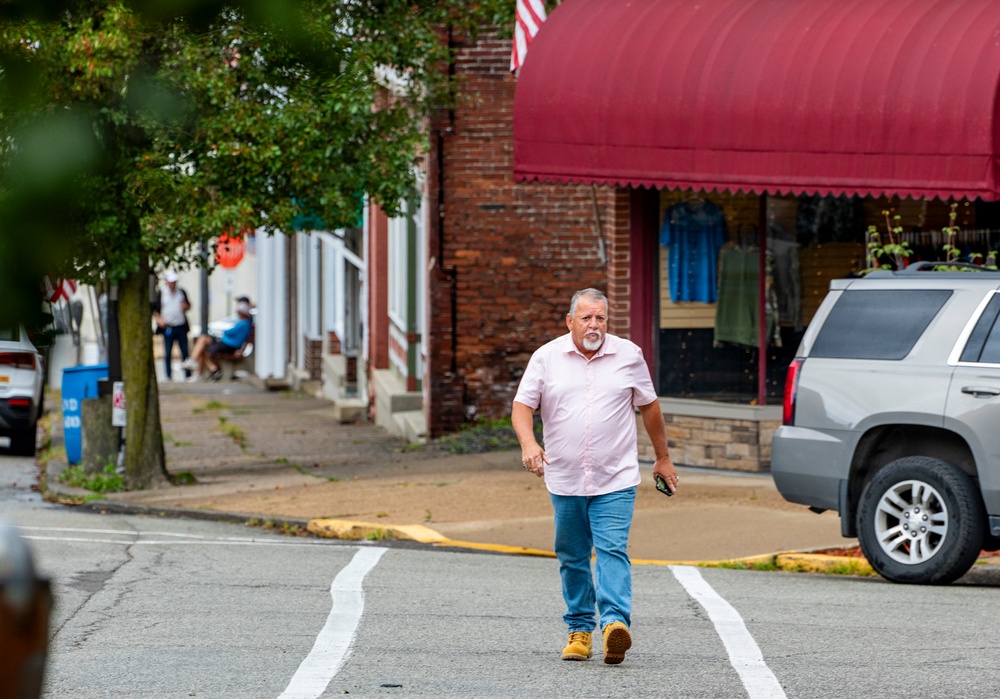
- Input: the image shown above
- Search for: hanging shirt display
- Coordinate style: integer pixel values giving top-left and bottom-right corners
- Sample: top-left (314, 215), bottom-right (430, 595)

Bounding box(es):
top-left (659, 199), bottom-right (729, 303)
top-left (714, 244), bottom-right (768, 348)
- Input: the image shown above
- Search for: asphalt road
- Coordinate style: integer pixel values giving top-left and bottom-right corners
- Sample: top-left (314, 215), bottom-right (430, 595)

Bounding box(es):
top-left (6, 453), bottom-right (1000, 699)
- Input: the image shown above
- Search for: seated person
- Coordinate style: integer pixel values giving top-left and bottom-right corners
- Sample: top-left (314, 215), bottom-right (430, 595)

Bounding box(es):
top-left (185, 300), bottom-right (253, 380)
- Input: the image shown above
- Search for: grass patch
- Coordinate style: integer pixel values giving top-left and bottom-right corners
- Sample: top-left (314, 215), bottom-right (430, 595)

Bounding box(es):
top-left (193, 400), bottom-right (229, 415)
top-left (36, 411), bottom-right (53, 452)
top-left (815, 560), bottom-right (878, 577)
top-left (58, 463), bottom-right (125, 494)
top-left (221, 423), bottom-right (248, 450)
top-left (246, 519), bottom-right (309, 537)
top-left (433, 416), bottom-right (543, 455)
top-left (364, 528), bottom-right (398, 541)
top-left (37, 443), bottom-right (66, 465)
top-left (168, 470), bottom-right (197, 486)
top-left (703, 559), bottom-right (780, 572)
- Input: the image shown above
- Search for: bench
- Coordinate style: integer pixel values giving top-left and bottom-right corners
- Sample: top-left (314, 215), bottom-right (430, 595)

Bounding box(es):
top-left (211, 327), bottom-right (255, 381)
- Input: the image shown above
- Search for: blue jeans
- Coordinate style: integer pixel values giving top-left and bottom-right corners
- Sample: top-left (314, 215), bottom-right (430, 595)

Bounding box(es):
top-left (550, 486), bottom-right (636, 633)
top-left (163, 326), bottom-right (189, 379)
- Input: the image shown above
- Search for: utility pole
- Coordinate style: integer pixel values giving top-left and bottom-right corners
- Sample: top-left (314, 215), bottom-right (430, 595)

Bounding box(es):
top-left (200, 241), bottom-right (210, 335)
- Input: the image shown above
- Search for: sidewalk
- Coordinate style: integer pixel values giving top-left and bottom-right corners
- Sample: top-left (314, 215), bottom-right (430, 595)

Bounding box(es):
top-left (42, 380), bottom-right (856, 567)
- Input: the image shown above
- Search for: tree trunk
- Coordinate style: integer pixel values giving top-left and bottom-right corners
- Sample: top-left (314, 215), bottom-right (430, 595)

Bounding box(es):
top-left (118, 256), bottom-right (168, 489)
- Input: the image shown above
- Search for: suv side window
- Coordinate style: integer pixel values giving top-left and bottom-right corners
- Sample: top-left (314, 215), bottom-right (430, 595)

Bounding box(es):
top-left (959, 293), bottom-right (1000, 363)
top-left (811, 289), bottom-right (952, 360)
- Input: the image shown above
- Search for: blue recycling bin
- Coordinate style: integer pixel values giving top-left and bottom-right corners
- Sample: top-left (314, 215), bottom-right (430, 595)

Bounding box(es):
top-left (61, 364), bottom-right (108, 464)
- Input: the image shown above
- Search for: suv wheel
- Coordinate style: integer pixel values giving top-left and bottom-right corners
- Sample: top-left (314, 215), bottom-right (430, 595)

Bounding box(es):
top-left (10, 425), bottom-right (37, 457)
top-left (857, 456), bottom-right (985, 584)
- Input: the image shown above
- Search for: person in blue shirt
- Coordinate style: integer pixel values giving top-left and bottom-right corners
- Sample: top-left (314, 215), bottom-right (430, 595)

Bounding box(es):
top-left (185, 300), bottom-right (254, 381)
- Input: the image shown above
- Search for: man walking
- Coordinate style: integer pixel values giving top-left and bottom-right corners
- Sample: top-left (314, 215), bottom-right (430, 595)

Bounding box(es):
top-left (512, 288), bottom-right (678, 665)
top-left (153, 270), bottom-right (191, 381)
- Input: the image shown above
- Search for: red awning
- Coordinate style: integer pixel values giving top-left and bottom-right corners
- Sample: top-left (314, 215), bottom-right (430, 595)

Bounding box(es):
top-left (513, 0), bottom-right (1000, 201)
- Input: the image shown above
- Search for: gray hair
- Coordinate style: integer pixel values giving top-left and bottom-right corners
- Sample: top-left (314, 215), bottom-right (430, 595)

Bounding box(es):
top-left (569, 288), bottom-right (609, 317)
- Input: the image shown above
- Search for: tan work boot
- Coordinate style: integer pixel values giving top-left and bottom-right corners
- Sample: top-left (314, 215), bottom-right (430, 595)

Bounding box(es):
top-left (561, 631), bottom-right (593, 660)
top-left (602, 622), bottom-right (632, 664)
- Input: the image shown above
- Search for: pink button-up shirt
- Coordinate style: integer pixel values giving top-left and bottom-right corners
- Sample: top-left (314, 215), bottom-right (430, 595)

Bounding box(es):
top-left (513, 332), bottom-right (658, 497)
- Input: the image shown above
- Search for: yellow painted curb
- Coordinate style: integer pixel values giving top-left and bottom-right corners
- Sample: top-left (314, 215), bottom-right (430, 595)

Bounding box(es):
top-left (307, 517), bottom-right (556, 556)
top-left (632, 552), bottom-right (780, 567)
top-left (775, 552), bottom-right (875, 575)
top-left (307, 518), bottom-right (449, 543)
top-left (431, 540), bottom-right (556, 558)
top-left (306, 518), bottom-right (873, 574)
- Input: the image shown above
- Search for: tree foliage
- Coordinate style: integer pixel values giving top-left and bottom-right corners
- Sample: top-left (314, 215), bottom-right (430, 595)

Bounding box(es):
top-left (0, 0), bottom-right (512, 485)
top-left (1, 0), bottom-right (511, 296)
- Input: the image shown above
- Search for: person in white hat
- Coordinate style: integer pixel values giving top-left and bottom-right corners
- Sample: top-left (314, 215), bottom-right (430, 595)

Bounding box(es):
top-left (152, 270), bottom-right (191, 381)
top-left (185, 299), bottom-right (253, 381)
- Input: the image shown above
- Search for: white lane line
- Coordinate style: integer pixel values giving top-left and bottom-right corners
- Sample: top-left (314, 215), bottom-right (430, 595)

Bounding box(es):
top-left (278, 546), bottom-right (388, 699)
top-left (20, 526), bottom-right (352, 548)
top-left (24, 535), bottom-right (344, 548)
top-left (670, 565), bottom-right (786, 699)
top-left (22, 525), bottom-right (332, 542)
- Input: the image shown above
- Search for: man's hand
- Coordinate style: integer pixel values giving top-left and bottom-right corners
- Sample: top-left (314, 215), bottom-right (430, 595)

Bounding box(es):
top-left (652, 455), bottom-right (679, 494)
top-left (511, 400), bottom-right (547, 477)
top-left (520, 445), bottom-right (549, 477)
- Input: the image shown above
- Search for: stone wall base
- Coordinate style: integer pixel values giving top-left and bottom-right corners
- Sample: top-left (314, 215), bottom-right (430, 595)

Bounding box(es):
top-left (636, 399), bottom-right (781, 473)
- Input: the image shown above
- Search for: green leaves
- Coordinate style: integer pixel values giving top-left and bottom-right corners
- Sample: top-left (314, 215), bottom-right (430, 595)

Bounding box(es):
top-left (0, 0), bottom-right (510, 326)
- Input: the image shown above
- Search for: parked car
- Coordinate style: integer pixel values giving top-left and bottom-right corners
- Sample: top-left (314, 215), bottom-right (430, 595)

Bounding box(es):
top-left (772, 263), bottom-right (1000, 584)
top-left (0, 326), bottom-right (44, 456)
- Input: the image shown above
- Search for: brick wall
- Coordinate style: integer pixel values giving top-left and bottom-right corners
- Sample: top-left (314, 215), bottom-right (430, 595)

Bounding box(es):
top-left (304, 336), bottom-right (322, 381)
top-left (426, 30), bottom-right (625, 437)
top-left (606, 188), bottom-right (634, 338)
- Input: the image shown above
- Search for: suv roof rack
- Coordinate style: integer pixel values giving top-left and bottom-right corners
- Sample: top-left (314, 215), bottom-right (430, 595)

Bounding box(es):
top-left (899, 261), bottom-right (995, 273)
top-left (862, 261), bottom-right (1000, 278)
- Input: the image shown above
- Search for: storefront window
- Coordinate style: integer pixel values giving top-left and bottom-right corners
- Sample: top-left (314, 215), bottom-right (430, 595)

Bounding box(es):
top-left (655, 191), bottom-right (999, 404)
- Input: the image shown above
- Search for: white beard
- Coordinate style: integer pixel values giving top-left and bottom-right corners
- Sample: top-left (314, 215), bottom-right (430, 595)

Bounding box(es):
top-left (583, 333), bottom-right (604, 351)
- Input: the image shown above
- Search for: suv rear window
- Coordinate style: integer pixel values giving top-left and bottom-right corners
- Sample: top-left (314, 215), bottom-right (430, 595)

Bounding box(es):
top-left (959, 293), bottom-right (1000, 363)
top-left (810, 289), bottom-right (951, 360)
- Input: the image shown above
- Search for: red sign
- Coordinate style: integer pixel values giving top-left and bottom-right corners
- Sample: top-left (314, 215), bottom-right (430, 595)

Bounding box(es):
top-left (215, 231), bottom-right (247, 269)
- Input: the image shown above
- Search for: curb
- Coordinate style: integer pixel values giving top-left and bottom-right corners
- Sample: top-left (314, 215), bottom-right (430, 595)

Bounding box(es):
top-left (306, 516), bottom-right (874, 574)
top-left (41, 461), bottom-right (872, 575)
top-left (42, 462), bottom-right (314, 535)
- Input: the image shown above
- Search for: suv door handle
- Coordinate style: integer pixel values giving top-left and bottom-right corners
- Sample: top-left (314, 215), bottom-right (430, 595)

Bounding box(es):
top-left (961, 385), bottom-right (1000, 397)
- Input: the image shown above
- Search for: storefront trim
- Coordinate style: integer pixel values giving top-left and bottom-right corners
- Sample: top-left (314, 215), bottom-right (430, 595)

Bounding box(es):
top-left (514, 0), bottom-right (1000, 201)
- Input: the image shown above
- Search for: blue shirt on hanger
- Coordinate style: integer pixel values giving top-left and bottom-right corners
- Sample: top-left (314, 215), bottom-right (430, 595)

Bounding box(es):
top-left (659, 200), bottom-right (729, 303)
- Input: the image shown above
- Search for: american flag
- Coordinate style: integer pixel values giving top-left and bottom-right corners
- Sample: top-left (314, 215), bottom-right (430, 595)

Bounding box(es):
top-left (510, 0), bottom-right (547, 72)
top-left (44, 276), bottom-right (76, 303)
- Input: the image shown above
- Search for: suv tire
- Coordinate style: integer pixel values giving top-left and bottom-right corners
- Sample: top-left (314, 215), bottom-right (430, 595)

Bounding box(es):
top-left (857, 456), bottom-right (985, 585)
top-left (9, 425), bottom-right (37, 457)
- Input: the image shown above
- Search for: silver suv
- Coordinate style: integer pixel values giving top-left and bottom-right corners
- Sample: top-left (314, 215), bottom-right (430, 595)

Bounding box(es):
top-left (772, 263), bottom-right (1000, 584)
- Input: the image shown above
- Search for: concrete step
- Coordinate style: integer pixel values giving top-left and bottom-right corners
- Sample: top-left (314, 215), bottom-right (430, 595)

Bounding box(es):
top-left (372, 368), bottom-right (423, 438)
top-left (371, 369), bottom-right (422, 412)
top-left (332, 398), bottom-right (367, 424)
top-left (393, 409), bottom-right (427, 444)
